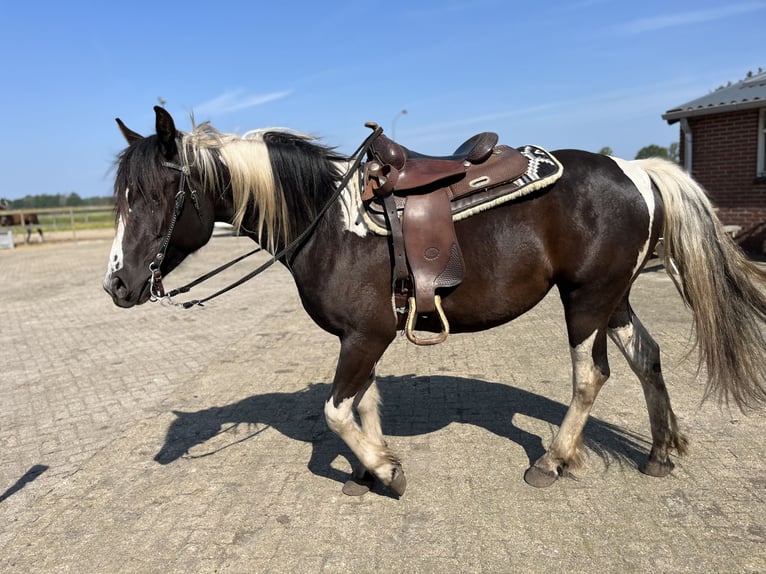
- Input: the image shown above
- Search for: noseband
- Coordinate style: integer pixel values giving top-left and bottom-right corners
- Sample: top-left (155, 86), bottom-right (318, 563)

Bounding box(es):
top-left (148, 161), bottom-right (202, 300)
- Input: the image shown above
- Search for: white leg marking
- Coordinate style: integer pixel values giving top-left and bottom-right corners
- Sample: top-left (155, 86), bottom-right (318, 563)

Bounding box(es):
top-left (610, 156), bottom-right (655, 276)
top-left (609, 319), bottom-right (660, 381)
top-left (609, 323), bottom-right (637, 361)
top-left (570, 330), bottom-right (600, 395)
top-left (103, 214), bottom-right (126, 288)
top-left (551, 330), bottom-right (606, 466)
top-left (324, 395), bottom-right (395, 480)
top-left (324, 396), bottom-right (355, 435)
top-left (356, 380), bottom-right (383, 444)
top-left (324, 397), bottom-right (380, 460)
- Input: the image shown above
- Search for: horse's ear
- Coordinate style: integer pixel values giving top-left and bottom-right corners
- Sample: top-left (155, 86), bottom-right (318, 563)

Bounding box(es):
top-left (154, 105), bottom-right (178, 159)
top-left (115, 118), bottom-right (143, 145)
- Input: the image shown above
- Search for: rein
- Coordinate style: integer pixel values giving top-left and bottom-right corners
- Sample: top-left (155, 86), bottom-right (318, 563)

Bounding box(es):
top-left (151, 125), bottom-right (383, 309)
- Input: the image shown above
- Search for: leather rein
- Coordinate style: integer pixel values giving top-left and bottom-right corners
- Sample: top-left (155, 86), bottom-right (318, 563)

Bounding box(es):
top-left (149, 126), bottom-right (383, 309)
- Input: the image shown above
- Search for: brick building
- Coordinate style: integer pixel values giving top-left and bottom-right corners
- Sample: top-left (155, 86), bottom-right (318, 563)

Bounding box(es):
top-left (662, 71), bottom-right (766, 253)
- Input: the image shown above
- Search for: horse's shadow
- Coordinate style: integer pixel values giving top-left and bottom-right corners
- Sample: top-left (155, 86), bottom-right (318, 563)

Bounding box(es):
top-left (155, 374), bottom-right (651, 488)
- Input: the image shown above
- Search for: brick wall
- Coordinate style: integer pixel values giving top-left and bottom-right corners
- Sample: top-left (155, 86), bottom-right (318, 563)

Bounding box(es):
top-left (678, 108), bottom-right (766, 253)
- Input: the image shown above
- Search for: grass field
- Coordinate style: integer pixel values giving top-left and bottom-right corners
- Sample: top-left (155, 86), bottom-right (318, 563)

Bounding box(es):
top-left (2, 206), bottom-right (115, 233)
top-left (36, 209), bottom-right (114, 231)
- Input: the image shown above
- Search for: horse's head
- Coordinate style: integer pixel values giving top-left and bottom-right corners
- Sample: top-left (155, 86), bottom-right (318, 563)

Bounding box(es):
top-left (104, 107), bottom-right (220, 308)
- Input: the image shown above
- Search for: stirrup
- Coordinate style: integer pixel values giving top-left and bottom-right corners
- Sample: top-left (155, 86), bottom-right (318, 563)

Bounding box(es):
top-left (405, 295), bottom-right (449, 346)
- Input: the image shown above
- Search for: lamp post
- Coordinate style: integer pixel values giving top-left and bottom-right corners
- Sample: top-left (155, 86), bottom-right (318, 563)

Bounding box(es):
top-left (391, 109), bottom-right (408, 140)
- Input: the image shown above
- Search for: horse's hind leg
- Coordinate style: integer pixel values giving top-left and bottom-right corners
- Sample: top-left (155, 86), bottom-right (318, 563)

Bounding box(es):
top-left (608, 300), bottom-right (688, 476)
top-left (525, 300), bottom-right (611, 487)
top-left (324, 334), bottom-right (405, 496)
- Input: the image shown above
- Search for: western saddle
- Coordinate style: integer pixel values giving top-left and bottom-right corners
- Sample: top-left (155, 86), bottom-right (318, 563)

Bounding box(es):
top-left (362, 122), bottom-right (529, 345)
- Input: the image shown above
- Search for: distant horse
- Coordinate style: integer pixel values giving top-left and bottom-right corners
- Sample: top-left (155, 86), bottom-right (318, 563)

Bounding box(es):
top-left (0, 198), bottom-right (44, 243)
top-left (104, 107), bottom-right (766, 497)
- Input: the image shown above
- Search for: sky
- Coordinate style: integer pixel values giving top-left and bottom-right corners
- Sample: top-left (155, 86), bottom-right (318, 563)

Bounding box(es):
top-left (1, 0), bottom-right (764, 200)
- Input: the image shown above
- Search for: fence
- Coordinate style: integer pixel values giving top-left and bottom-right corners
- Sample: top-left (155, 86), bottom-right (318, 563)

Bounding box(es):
top-left (0, 205), bottom-right (114, 246)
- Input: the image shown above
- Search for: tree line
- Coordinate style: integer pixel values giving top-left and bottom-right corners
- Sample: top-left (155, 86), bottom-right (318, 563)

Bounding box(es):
top-left (2, 193), bottom-right (114, 209)
top-left (5, 143), bottom-right (682, 209)
top-left (598, 143), bottom-right (679, 162)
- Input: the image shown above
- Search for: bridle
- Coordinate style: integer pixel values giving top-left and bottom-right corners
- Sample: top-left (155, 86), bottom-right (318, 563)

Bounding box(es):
top-left (148, 125), bottom-right (383, 308)
top-left (148, 161), bottom-right (202, 301)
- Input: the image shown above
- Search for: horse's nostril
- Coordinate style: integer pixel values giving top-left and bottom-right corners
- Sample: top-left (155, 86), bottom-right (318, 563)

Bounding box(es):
top-left (109, 276), bottom-right (128, 299)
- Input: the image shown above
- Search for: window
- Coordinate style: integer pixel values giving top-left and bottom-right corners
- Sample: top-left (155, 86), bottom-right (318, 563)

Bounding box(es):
top-left (758, 108), bottom-right (766, 179)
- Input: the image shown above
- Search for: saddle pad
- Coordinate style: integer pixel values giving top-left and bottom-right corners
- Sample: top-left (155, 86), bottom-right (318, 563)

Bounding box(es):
top-left (360, 145), bottom-right (563, 235)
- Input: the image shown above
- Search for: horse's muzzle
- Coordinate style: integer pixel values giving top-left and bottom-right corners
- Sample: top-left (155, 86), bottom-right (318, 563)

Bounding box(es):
top-left (104, 274), bottom-right (151, 308)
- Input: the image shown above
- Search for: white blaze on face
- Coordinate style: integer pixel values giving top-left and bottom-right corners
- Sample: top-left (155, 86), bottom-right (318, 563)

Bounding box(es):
top-left (104, 213), bottom-right (126, 289)
top-left (105, 186), bottom-right (130, 283)
top-left (609, 156), bottom-right (655, 276)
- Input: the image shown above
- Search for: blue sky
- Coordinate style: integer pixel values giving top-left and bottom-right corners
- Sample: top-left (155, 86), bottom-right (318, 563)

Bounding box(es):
top-left (1, 0), bottom-right (763, 199)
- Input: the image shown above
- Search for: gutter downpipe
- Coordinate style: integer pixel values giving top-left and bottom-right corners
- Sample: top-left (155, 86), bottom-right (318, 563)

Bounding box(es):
top-left (680, 118), bottom-right (692, 174)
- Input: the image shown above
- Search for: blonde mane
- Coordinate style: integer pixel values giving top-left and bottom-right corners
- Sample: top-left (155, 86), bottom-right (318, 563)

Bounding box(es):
top-left (179, 123), bottom-right (311, 250)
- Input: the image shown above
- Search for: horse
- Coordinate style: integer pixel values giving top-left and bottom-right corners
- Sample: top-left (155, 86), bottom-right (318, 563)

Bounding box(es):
top-left (104, 106), bottom-right (766, 497)
top-left (0, 198), bottom-right (44, 243)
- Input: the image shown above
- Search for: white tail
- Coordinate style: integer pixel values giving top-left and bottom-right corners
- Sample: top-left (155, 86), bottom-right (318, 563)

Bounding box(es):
top-left (637, 158), bottom-right (766, 410)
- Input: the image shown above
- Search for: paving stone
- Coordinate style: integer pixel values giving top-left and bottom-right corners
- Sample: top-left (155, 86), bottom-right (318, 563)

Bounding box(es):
top-left (0, 235), bottom-right (765, 573)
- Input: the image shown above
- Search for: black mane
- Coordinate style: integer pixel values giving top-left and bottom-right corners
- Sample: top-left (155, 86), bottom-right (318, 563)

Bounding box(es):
top-left (262, 131), bottom-right (348, 236)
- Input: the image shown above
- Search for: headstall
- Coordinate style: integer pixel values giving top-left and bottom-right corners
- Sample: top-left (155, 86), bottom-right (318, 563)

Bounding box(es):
top-left (148, 161), bottom-right (201, 300)
top-left (149, 125), bottom-right (382, 308)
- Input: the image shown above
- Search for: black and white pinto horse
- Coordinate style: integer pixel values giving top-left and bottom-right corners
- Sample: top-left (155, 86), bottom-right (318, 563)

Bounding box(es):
top-left (0, 198), bottom-right (44, 243)
top-left (104, 107), bottom-right (766, 496)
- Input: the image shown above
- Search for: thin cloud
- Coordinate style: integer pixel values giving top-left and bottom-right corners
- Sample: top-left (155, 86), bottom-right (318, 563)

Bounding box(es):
top-left (194, 89), bottom-right (292, 116)
top-left (400, 77), bottom-right (697, 149)
top-left (403, 102), bottom-right (561, 142)
top-left (617, 3), bottom-right (766, 34)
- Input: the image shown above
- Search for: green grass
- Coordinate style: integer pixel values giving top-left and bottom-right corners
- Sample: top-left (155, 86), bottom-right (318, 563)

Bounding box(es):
top-left (38, 212), bottom-right (115, 231)
top-left (4, 209), bottom-right (115, 233)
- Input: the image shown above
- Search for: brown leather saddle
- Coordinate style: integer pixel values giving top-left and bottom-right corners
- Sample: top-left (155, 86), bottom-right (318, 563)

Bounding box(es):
top-left (362, 122), bottom-right (529, 345)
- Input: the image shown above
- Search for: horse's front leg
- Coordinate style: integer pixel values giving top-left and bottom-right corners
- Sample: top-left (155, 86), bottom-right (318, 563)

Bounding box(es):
top-left (324, 334), bottom-right (405, 496)
top-left (339, 374), bottom-right (386, 496)
top-left (525, 328), bottom-right (610, 487)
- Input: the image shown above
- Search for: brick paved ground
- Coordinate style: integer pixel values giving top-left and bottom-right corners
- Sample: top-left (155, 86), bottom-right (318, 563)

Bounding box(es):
top-left (1, 235), bottom-right (764, 573)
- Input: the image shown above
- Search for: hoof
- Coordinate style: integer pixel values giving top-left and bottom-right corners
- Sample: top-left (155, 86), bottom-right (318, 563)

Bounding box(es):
top-left (389, 469), bottom-right (407, 497)
top-left (342, 468), bottom-right (375, 496)
top-left (640, 458), bottom-right (674, 478)
top-left (524, 466), bottom-right (559, 488)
